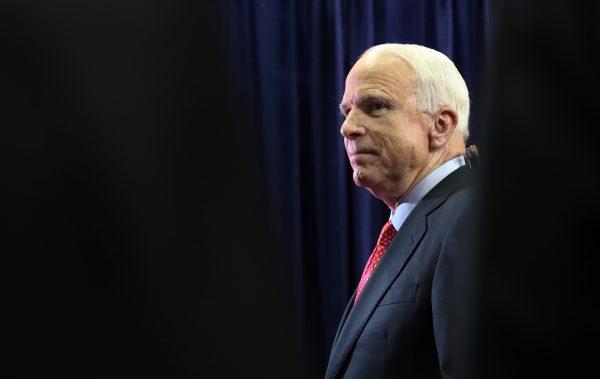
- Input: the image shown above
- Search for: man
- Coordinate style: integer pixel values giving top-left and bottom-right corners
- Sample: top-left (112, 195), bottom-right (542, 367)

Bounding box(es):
top-left (325, 44), bottom-right (475, 379)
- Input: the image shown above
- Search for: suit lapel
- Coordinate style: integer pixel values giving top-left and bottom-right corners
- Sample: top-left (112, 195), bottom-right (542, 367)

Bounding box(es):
top-left (325, 166), bottom-right (470, 379)
top-left (325, 204), bottom-right (430, 379)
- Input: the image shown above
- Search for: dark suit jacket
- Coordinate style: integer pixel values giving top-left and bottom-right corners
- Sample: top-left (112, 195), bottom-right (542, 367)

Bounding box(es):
top-left (325, 165), bottom-right (474, 379)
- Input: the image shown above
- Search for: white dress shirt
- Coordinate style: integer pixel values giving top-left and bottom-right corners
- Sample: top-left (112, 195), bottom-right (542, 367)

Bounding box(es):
top-left (390, 155), bottom-right (465, 231)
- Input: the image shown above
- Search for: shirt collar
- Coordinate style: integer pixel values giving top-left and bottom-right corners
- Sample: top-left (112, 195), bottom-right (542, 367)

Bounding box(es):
top-left (390, 155), bottom-right (465, 230)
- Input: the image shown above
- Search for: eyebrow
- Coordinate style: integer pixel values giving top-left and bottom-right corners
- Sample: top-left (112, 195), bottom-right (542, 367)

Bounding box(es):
top-left (339, 93), bottom-right (390, 114)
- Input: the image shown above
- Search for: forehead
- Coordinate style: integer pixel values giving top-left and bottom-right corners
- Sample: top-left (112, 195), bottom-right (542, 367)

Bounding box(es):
top-left (343, 53), bottom-right (416, 102)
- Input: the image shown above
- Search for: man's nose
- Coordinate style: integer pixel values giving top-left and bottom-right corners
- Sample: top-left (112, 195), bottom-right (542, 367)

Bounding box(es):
top-left (340, 114), bottom-right (366, 139)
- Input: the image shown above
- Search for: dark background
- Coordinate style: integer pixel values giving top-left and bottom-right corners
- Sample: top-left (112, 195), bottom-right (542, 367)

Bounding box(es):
top-left (2, 0), bottom-right (599, 378)
top-left (476, 0), bottom-right (600, 377)
top-left (2, 1), bottom-right (304, 378)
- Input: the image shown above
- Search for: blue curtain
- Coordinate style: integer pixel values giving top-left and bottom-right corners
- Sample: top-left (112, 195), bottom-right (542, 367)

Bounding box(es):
top-left (221, 0), bottom-right (492, 374)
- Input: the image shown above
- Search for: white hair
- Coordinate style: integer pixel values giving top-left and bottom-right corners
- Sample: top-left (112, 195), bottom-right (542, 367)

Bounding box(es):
top-left (363, 44), bottom-right (470, 141)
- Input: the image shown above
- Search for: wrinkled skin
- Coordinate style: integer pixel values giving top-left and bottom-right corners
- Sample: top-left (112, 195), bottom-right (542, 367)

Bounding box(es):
top-left (339, 52), bottom-right (465, 210)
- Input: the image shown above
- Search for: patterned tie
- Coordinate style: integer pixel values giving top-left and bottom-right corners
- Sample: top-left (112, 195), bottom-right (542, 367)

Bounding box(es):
top-left (355, 220), bottom-right (397, 303)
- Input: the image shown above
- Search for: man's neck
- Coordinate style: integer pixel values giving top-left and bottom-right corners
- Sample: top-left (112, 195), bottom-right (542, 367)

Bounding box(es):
top-left (386, 146), bottom-right (465, 211)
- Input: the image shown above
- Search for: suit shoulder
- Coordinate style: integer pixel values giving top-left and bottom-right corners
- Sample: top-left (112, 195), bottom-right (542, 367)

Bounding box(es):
top-left (433, 185), bottom-right (473, 220)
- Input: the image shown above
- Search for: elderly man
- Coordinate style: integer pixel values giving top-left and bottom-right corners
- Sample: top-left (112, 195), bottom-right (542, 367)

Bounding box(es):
top-left (325, 44), bottom-right (475, 379)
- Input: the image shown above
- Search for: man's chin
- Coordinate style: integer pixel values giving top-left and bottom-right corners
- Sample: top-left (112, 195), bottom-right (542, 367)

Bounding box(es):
top-left (353, 170), bottom-right (389, 199)
top-left (353, 169), bottom-right (375, 188)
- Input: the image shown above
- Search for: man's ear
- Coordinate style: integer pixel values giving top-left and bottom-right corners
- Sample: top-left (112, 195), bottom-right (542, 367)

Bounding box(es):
top-left (429, 108), bottom-right (459, 149)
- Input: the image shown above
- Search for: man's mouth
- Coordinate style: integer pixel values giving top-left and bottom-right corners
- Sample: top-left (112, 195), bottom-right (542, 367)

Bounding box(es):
top-left (349, 148), bottom-right (378, 156)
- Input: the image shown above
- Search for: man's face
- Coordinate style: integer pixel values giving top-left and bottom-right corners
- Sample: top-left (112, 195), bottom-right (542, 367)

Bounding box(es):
top-left (339, 53), bottom-right (431, 203)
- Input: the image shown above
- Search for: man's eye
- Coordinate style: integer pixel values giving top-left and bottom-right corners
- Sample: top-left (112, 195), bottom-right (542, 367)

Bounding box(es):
top-left (367, 102), bottom-right (389, 114)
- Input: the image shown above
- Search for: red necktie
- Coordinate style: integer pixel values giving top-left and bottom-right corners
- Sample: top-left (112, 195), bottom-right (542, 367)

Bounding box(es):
top-left (355, 220), bottom-right (397, 303)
